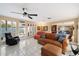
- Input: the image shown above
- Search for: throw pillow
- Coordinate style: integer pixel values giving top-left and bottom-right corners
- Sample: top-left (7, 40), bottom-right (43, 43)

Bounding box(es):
top-left (40, 34), bottom-right (46, 39)
top-left (57, 31), bottom-right (66, 43)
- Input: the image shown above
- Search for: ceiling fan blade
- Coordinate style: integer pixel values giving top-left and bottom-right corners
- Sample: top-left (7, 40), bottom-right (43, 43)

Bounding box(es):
top-left (23, 8), bottom-right (25, 11)
top-left (28, 15), bottom-right (32, 19)
top-left (28, 14), bottom-right (38, 16)
top-left (28, 16), bottom-right (32, 19)
top-left (11, 12), bottom-right (23, 14)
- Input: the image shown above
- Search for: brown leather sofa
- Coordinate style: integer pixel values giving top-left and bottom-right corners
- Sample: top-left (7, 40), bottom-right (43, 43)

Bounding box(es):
top-left (37, 32), bottom-right (68, 54)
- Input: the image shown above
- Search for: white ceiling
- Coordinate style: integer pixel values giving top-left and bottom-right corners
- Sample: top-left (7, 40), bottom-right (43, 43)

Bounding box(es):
top-left (0, 3), bottom-right (79, 22)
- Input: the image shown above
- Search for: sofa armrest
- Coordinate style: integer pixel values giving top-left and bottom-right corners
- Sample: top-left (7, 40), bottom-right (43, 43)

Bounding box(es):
top-left (62, 39), bottom-right (68, 54)
top-left (34, 34), bottom-right (41, 39)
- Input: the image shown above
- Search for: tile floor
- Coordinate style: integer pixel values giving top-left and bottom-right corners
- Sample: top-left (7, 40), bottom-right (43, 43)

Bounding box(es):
top-left (0, 37), bottom-right (78, 56)
top-left (0, 37), bottom-right (42, 56)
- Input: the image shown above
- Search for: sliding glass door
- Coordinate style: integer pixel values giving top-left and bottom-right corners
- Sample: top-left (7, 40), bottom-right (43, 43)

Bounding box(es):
top-left (27, 23), bottom-right (36, 37)
top-left (19, 21), bottom-right (26, 37)
top-left (0, 20), bottom-right (6, 39)
top-left (0, 20), bottom-right (17, 40)
top-left (7, 20), bottom-right (17, 36)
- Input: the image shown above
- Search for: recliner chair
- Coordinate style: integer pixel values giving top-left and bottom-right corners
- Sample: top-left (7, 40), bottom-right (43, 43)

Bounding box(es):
top-left (5, 33), bottom-right (20, 46)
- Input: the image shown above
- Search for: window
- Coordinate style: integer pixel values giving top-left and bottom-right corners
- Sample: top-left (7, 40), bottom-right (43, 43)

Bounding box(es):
top-left (0, 20), bottom-right (17, 38)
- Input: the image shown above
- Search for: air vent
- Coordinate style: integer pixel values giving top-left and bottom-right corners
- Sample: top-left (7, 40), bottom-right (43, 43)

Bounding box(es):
top-left (47, 17), bottom-right (52, 19)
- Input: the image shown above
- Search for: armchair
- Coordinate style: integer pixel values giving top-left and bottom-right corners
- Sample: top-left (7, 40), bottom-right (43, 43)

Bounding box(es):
top-left (5, 33), bottom-right (20, 46)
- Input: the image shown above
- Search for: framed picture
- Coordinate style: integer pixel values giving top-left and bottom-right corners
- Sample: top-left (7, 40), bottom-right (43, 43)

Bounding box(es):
top-left (43, 26), bottom-right (48, 31)
top-left (37, 26), bottom-right (41, 30)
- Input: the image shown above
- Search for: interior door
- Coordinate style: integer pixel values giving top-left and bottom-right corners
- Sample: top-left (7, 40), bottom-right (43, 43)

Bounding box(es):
top-left (51, 25), bottom-right (57, 33)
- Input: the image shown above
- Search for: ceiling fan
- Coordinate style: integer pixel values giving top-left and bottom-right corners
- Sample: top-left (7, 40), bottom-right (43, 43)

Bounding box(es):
top-left (10, 8), bottom-right (38, 19)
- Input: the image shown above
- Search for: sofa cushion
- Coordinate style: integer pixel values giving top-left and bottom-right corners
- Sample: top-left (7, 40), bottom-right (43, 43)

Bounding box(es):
top-left (62, 39), bottom-right (68, 53)
top-left (45, 33), bottom-right (56, 40)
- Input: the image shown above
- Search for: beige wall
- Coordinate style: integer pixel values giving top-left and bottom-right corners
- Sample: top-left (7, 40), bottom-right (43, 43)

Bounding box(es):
top-left (36, 18), bottom-right (76, 32)
top-left (36, 22), bottom-right (52, 33)
top-left (78, 18), bottom-right (79, 45)
top-left (73, 19), bottom-right (78, 43)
